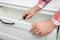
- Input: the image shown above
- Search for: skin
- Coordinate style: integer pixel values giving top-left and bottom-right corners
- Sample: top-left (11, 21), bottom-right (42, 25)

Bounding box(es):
top-left (30, 20), bottom-right (56, 36)
top-left (23, 5), bottom-right (41, 20)
top-left (23, 5), bottom-right (56, 36)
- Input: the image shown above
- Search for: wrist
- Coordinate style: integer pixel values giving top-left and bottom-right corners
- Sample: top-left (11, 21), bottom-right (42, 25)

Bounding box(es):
top-left (51, 17), bottom-right (60, 26)
top-left (32, 5), bottom-right (41, 12)
top-left (49, 20), bottom-right (57, 28)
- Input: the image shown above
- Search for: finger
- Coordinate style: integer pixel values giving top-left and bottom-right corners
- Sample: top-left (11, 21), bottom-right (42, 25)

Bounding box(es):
top-left (25, 14), bottom-right (32, 20)
top-left (32, 27), bottom-right (38, 34)
top-left (35, 32), bottom-right (42, 36)
top-left (22, 13), bottom-right (26, 17)
top-left (22, 12), bottom-right (29, 20)
top-left (35, 29), bottom-right (43, 36)
top-left (37, 32), bottom-right (43, 37)
top-left (23, 14), bottom-right (29, 20)
top-left (35, 31), bottom-right (40, 35)
top-left (32, 23), bottom-right (36, 26)
top-left (30, 23), bottom-right (36, 32)
top-left (39, 34), bottom-right (43, 37)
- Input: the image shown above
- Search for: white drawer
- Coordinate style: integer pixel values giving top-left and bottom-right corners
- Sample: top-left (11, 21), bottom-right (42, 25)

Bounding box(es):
top-left (0, 32), bottom-right (23, 40)
top-left (0, 22), bottom-right (57, 40)
top-left (0, 6), bottom-right (57, 40)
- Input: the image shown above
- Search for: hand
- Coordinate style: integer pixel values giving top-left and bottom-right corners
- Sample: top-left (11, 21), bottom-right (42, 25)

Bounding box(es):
top-left (23, 5), bottom-right (40, 20)
top-left (23, 8), bottom-right (35, 20)
top-left (30, 20), bottom-right (56, 36)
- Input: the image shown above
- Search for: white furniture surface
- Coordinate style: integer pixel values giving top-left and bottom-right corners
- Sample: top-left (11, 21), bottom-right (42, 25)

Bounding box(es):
top-left (0, 0), bottom-right (59, 40)
top-left (0, 0), bottom-right (60, 15)
top-left (0, 6), bottom-right (57, 40)
top-left (0, 0), bottom-right (60, 10)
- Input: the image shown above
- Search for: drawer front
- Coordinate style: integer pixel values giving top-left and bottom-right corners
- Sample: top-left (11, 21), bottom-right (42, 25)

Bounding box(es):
top-left (0, 7), bottom-right (57, 40)
top-left (0, 23), bottom-right (47, 40)
top-left (0, 32), bottom-right (23, 40)
top-left (0, 21), bottom-right (57, 40)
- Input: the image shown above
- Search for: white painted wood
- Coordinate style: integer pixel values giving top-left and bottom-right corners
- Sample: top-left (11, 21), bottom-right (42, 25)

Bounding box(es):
top-left (0, 32), bottom-right (24, 40)
top-left (0, 3), bottom-right (54, 15)
top-left (0, 21), bottom-right (57, 40)
top-left (0, 0), bottom-right (60, 15)
top-left (0, 6), bottom-right (57, 40)
top-left (0, 0), bottom-right (37, 7)
top-left (0, 16), bottom-right (32, 31)
top-left (0, 23), bottom-right (47, 40)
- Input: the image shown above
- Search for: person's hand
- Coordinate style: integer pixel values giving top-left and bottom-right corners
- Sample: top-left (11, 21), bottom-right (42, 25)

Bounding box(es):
top-left (23, 5), bottom-right (40, 20)
top-left (30, 20), bottom-right (56, 36)
top-left (23, 8), bottom-right (36, 20)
